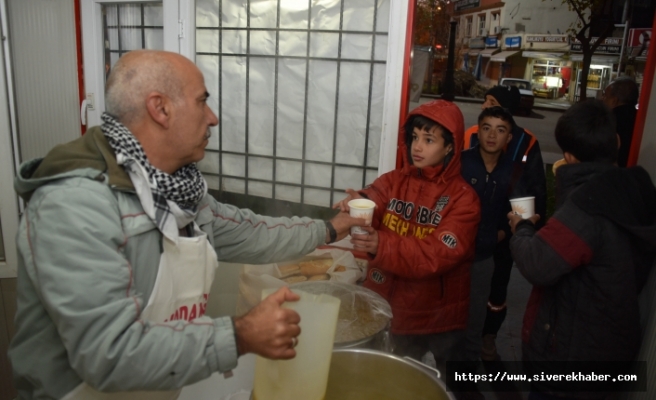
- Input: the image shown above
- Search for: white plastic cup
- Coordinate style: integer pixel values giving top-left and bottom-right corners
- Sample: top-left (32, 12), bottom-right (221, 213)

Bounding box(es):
top-left (510, 196), bottom-right (535, 219)
top-left (348, 199), bottom-right (375, 236)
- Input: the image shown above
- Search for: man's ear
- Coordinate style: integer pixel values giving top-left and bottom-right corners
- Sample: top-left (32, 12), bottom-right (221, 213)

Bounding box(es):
top-left (506, 133), bottom-right (513, 144)
top-left (563, 151), bottom-right (579, 164)
top-left (145, 92), bottom-right (170, 129)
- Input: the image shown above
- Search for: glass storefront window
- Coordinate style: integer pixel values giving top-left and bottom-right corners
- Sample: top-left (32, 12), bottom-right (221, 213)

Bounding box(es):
top-left (530, 59), bottom-right (569, 99)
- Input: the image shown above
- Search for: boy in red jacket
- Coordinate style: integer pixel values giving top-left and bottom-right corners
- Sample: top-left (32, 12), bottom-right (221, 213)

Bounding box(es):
top-left (334, 100), bottom-right (481, 375)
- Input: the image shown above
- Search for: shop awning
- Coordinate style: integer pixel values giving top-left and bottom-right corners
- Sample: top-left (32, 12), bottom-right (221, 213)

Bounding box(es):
top-left (480, 48), bottom-right (498, 58)
top-left (569, 54), bottom-right (619, 64)
top-left (522, 51), bottom-right (565, 61)
top-left (491, 50), bottom-right (520, 62)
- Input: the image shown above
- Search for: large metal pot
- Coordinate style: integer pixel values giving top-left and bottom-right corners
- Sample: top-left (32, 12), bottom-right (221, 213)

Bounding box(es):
top-left (324, 349), bottom-right (455, 400)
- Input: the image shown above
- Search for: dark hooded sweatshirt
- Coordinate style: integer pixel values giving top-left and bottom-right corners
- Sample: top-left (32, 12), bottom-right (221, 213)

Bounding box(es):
top-left (510, 163), bottom-right (656, 397)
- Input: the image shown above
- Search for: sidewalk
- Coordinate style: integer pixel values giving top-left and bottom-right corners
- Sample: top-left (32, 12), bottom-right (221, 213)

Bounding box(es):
top-left (421, 93), bottom-right (571, 112)
top-left (534, 96), bottom-right (571, 111)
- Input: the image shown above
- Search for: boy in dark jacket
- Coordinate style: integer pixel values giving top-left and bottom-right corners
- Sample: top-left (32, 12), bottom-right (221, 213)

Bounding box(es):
top-left (508, 100), bottom-right (656, 399)
top-left (333, 100), bottom-right (481, 376)
top-left (460, 106), bottom-right (515, 365)
top-left (465, 85), bottom-right (547, 360)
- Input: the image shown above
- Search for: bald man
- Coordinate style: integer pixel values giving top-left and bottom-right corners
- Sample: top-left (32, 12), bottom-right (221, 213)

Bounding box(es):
top-left (9, 50), bottom-right (364, 399)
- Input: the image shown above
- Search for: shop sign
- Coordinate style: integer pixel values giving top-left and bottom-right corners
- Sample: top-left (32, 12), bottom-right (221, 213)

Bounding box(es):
top-left (469, 37), bottom-right (486, 49)
top-left (485, 36), bottom-right (498, 48)
top-left (505, 36), bottom-right (522, 48)
top-left (454, 0), bottom-right (480, 12)
top-left (525, 35), bottom-right (568, 43)
top-left (628, 29), bottom-right (651, 47)
top-left (571, 37), bottom-right (622, 54)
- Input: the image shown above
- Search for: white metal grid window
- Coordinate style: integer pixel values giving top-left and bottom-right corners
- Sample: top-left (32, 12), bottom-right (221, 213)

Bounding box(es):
top-left (102, 3), bottom-right (164, 72)
top-left (195, 0), bottom-right (390, 208)
top-left (478, 14), bottom-right (486, 36)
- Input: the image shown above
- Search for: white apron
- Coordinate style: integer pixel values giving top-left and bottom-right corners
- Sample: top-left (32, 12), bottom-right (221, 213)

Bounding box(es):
top-left (62, 228), bottom-right (219, 400)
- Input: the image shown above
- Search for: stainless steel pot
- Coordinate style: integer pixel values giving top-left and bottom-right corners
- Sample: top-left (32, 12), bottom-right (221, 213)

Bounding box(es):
top-left (325, 349), bottom-right (455, 400)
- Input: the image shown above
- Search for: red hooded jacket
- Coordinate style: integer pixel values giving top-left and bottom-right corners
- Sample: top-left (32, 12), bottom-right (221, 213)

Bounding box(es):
top-left (361, 100), bottom-right (481, 335)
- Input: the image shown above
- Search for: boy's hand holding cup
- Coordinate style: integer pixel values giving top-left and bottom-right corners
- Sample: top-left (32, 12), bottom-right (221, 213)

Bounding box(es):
top-left (508, 196), bottom-right (540, 233)
top-left (509, 196), bottom-right (535, 219)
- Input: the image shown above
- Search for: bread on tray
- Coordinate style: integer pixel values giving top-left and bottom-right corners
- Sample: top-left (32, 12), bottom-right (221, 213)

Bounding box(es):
top-left (308, 273), bottom-right (330, 281)
top-left (299, 259), bottom-right (333, 277)
top-left (278, 264), bottom-right (301, 278)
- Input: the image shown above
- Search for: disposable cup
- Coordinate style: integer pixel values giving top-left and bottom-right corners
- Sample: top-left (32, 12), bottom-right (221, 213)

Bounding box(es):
top-left (348, 199), bottom-right (375, 236)
top-left (510, 196), bottom-right (535, 219)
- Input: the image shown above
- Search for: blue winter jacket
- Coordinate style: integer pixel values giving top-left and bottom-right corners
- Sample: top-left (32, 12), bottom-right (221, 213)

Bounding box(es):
top-left (460, 146), bottom-right (513, 260)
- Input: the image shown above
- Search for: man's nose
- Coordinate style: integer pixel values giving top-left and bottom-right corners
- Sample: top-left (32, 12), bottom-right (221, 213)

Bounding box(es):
top-left (208, 108), bottom-right (219, 126)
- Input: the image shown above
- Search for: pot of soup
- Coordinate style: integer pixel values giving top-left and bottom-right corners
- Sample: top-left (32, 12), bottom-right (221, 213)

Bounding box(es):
top-left (325, 348), bottom-right (454, 400)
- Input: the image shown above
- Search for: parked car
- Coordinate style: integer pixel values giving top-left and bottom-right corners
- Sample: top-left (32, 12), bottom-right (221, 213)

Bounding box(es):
top-left (499, 78), bottom-right (535, 116)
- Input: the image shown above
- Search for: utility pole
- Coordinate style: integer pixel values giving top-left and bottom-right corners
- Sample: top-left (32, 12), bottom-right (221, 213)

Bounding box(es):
top-left (442, 19), bottom-right (458, 101)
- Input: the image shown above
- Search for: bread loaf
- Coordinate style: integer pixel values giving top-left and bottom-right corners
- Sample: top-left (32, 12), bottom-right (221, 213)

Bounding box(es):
top-left (299, 259), bottom-right (333, 276)
top-left (278, 264), bottom-right (301, 278)
top-left (335, 265), bottom-right (347, 272)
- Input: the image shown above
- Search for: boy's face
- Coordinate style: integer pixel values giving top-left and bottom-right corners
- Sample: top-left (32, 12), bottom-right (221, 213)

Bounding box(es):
top-left (478, 116), bottom-right (512, 155)
top-left (410, 126), bottom-right (453, 169)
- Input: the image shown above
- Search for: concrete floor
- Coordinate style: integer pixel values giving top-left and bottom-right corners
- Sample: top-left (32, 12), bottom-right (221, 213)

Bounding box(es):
top-left (480, 265), bottom-right (533, 400)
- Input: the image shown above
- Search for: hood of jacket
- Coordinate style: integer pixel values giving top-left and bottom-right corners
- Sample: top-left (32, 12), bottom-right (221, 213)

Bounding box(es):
top-left (569, 165), bottom-right (656, 249)
top-left (15, 127), bottom-right (134, 202)
top-left (401, 100), bottom-right (465, 182)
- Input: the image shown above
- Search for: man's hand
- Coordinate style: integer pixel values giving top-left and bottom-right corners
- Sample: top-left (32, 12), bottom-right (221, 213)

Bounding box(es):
top-left (507, 212), bottom-right (541, 234)
top-left (329, 211), bottom-right (367, 243)
top-left (350, 226), bottom-right (379, 255)
top-left (233, 287), bottom-right (301, 360)
top-left (332, 189), bottom-right (363, 212)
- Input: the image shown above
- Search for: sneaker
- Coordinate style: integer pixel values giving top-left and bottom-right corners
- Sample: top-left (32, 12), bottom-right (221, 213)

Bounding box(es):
top-left (481, 334), bottom-right (498, 361)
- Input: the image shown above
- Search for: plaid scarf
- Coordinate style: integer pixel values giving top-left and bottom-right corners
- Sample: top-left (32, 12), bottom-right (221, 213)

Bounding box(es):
top-left (101, 113), bottom-right (207, 238)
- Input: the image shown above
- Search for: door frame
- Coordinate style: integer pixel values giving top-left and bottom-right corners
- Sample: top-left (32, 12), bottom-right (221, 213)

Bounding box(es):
top-left (81, 0), bottom-right (181, 127)
top-left (0, 0), bottom-right (20, 278)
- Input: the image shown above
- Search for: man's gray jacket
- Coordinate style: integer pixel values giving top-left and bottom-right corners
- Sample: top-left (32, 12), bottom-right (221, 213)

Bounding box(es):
top-left (9, 127), bottom-right (327, 399)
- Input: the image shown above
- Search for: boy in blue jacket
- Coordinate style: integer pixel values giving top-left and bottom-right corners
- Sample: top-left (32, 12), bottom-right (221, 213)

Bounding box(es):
top-left (460, 106), bottom-right (516, 365)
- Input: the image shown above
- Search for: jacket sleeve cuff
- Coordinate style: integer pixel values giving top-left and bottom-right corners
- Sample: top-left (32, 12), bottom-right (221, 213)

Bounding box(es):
top-left (516, 219), bottom-right (536, 233)
top-left (212, 316), bottom-right (239, 373)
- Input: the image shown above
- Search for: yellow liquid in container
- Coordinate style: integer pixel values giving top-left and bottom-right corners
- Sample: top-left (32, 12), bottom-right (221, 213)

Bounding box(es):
top-left (252, 289), bottom-right (340, 400)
